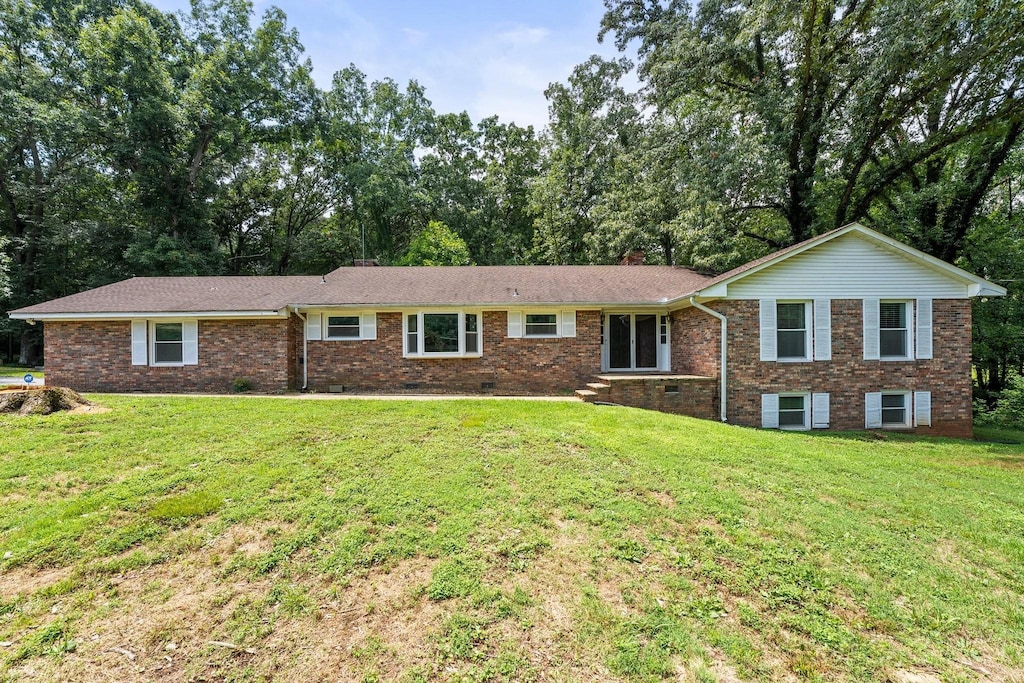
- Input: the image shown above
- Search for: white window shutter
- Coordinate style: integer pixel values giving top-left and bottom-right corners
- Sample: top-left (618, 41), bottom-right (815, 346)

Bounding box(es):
top-left (865, 392), bottom-right (882, 428)
top-left (813, 299), bottom-right (831, 361)
top-left (306, 312), bottom-right (322, 340)
top-left (507, 311), bottom-right (522, 338)
top-left (759, 299), bottom-right (777, 361)
top-left (863, 299), bottom-right (880, 360)
top-left (914, 391), bottom-right (932, 427)
top-left (560, 310), bottom-right (577, 338)
top-left (812, 392), bottom-right (830, 429)
top-left (131, 320), bottom-right (148, 365)
top-left (360, 312), bottom-right (377, 340)
top-left (916, 298), bottom-right (933, 359)
top-left (761, 393), bottom-right (779, 429)
top-left (182, 320), bottom-right (199, 365)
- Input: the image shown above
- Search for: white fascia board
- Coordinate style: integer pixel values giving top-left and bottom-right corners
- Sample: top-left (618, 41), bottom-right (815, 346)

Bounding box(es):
top-left (9, 309), bottom-right (289, 321)
top-left (291, 302), bottom-right (669, 311)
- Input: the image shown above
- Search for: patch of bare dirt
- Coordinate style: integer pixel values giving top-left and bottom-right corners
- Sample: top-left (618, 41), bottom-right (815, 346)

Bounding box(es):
top-left (891, 669), bottom-right (943, 683)
top-left (649, 490), bottom-right (676, 508)
top-left (0, 565), bottom-right (76, 598)
top-left (0, 387), bottom-right (94, 415)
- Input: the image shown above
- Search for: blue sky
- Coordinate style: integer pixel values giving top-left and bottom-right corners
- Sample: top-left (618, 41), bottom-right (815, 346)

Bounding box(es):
top-left (149, 0), bottom-right (630, 130)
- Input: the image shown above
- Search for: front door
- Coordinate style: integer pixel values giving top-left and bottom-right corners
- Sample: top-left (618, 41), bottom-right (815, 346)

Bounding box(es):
top-left (606, 313), bottom-right (662, 371)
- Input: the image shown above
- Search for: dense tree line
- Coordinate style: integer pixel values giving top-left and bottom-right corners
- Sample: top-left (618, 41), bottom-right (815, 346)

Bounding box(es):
top-left (1, 0), bottom-right (1021, 401)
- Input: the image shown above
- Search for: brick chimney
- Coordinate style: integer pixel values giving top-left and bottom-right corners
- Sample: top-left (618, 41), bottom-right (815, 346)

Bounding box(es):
top-left (353, 259), bottom-right (380, 267)
top-left (619, 250), bottom-right (645, 266)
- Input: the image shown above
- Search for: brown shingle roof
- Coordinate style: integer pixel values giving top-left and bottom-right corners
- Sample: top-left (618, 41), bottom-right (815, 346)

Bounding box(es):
top-left (307, 265), bottom-right (712, 306)
top-left (9, 266), bottom-right (714, 316)
top-left (9, 276), bottom-right (321, 316)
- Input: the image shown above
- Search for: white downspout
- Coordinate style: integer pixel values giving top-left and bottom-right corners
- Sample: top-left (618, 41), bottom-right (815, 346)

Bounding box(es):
top-left (289, 306), bottom-right (309, 390)
top-left (689, 297), bottom-right (727, 422)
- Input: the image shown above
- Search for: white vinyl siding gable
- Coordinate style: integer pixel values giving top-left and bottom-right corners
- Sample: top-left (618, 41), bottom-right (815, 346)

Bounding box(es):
top-left (727, 233), bottom-right (972, 299)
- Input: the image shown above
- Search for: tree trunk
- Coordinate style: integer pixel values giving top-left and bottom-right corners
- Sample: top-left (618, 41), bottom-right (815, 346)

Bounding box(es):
top-left (18, 326), bottom-right (41, 366)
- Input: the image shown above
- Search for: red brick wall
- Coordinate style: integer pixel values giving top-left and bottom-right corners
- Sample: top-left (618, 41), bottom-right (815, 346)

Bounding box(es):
top-left (673, 307), bottom-right (720, 377)
top-left (304, 310), bottom-right (603, 394)
top-left (695, 299), bottom-right (972, 437)
top-left (601, 376), bottom-right (718, 419)
top-left (44, 319), bottom-right (292, 393)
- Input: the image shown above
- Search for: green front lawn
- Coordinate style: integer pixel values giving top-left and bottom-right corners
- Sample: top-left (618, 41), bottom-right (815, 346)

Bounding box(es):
top-left (0, 365), bottom-right (43, 378)
top-left (1, 396), bottom-right (1022, 682)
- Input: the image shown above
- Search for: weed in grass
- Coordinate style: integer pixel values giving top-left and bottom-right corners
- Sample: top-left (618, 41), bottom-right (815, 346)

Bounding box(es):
top-left (147, 491), bottom-right (223, 522)
top-left (435, 613), bottom-right (489, 662)
top-left (612, 538), bottom-right (648, 563)
top-left (266, 582), bottom-right (314, 618)
top-left (427, 558), bottom-right (481, 601)
top-left (9, 621), bottom-right (76, 663)
top-left (496, 532), bottom-right (550, 572)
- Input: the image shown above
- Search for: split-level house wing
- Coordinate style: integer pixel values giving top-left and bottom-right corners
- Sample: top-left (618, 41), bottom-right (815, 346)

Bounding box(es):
top-left (8, 223), bottom-right (1005, 435)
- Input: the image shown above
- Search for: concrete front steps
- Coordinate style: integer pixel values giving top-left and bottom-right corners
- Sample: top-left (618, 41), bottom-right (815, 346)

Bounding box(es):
top-left (574, 382), bottom-right (612, 402)
top-left (575, 374), bottom-right (718, 419)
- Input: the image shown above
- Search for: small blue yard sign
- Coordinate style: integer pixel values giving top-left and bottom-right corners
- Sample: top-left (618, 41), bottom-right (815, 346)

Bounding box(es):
top-left (23, 373), bottom-right (34, 384)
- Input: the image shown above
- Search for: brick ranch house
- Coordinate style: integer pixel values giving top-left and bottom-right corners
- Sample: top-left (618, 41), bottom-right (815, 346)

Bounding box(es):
top-left (8, 223), bottom-right (1005, 436)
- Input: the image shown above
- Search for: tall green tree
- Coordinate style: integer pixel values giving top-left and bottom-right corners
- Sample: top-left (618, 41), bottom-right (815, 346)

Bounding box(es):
top-left (475, 116), bottom-right (541, 264)
top-left (531, 56), bottom-right (639, 264)
top-left (0, 0), bottom-right (118, 363)
top-left (321, 66), bottom-right (433, 265)
top-left (81, 0), bottom-right (313, 275)
top-left (399, 220), bottom-right (473, 266)
top-left (600, 0), bottom-right (1024, 264)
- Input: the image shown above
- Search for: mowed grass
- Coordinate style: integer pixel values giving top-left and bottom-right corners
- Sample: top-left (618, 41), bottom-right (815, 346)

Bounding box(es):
top-left (1, 396), bottom-right (1022, 682)
top-left (0, 366), bottom-right (43, 378)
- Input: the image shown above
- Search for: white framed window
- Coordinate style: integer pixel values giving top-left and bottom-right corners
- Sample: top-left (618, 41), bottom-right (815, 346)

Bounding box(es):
top-left (524, 313), bottom-right (559, 337)
top-left (761, 299), bottom-right (829, 362)
top-left (143, 319), bottom-right (198, 367)
top-left (326, 315), bottom-right (360, 339)
top-left (404, 311), bottom-right (482, 358)
top-left (866, 390), bottom-right (922, 428)
top-left (153, 322), bottom-right (184, 364)
top-left (776, 302), bottom-right (810, 361)
top-left (507, 310), bottom-right (577, 338)
top-left (305, 312), bottom-right (376, 341)
top-left (763, 392), bottom-right (827, 430)
top-left (881, 391), bottom-right (911, 427)
top-left (778, 393), bottom-right (810, 430)
top-left (879, 301), bottom-right (911, 359)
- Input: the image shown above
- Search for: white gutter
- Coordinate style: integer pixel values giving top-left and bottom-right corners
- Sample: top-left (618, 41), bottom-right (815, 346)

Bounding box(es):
top-left (689, 297), bottom-right (728, 422)
top-left (289, 306), bottom-right (309, 390)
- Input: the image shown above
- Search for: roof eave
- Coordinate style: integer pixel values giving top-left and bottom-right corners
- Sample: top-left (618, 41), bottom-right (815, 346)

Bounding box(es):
top-left (8, 309), bottom-right (290, 321)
